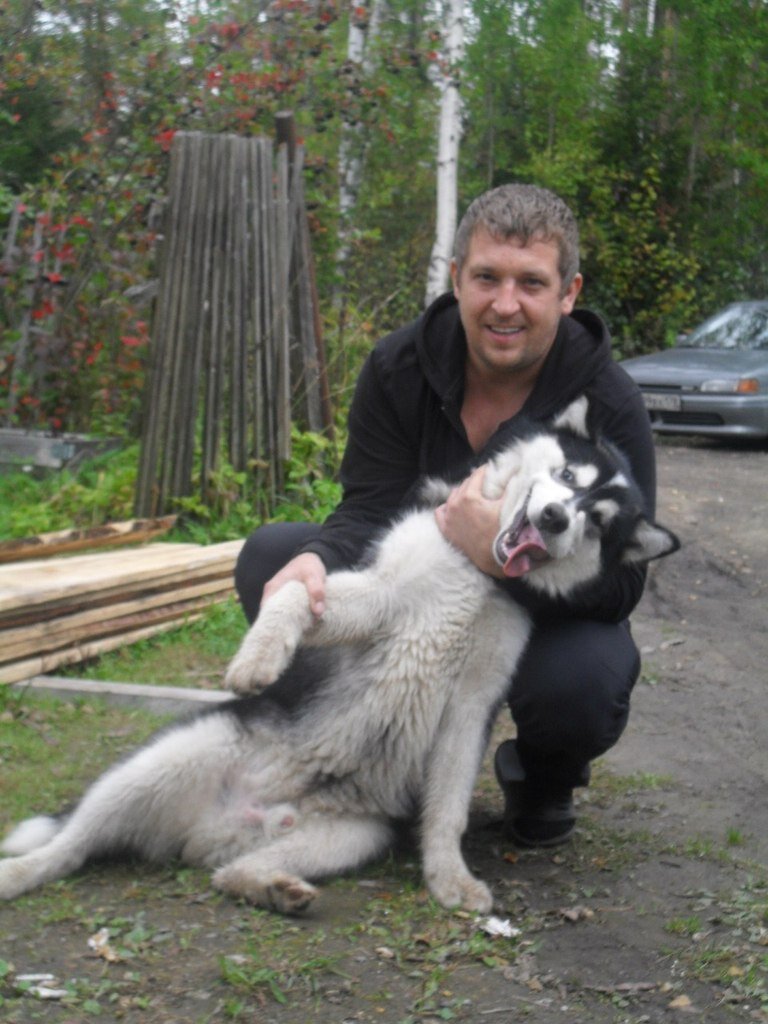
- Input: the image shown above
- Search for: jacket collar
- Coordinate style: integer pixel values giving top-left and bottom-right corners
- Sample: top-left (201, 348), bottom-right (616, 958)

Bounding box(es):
top-left (416, 293), bottom-right (612, 422)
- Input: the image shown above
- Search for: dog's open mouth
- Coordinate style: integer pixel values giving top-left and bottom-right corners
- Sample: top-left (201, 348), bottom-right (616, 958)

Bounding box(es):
top-left (494, 497), bottom-right (551, 578)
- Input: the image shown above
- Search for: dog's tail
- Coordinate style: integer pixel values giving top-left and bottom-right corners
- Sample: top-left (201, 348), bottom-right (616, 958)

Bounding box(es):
top-left (2, 815), bottom-right (63, 856)
top-left (0, 812), bottom-right (95, 899)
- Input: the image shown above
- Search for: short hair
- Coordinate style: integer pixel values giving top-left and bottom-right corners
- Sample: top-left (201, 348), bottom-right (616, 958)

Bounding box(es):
top-left (453, 184), bottom-right (580, 292)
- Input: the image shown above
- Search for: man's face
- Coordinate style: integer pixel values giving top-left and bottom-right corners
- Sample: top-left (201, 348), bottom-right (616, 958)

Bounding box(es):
top-left (451, 227), bottom-right (582, 381)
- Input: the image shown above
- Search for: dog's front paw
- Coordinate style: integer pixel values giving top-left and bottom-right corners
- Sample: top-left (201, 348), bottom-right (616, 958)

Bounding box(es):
top-left (427, 869), bottom-right (493, 914)
top-left (224, 630), bottom-right (298, 694)
top-left (224, 649), bottom-right (269, 695)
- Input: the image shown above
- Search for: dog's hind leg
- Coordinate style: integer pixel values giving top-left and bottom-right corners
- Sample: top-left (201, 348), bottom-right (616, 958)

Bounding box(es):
top-left (212, 814), bottom-right (393, 914)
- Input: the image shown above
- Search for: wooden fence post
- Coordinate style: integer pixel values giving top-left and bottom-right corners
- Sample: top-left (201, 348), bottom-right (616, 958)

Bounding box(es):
top-left (135, 120), bottom-right (330, 518)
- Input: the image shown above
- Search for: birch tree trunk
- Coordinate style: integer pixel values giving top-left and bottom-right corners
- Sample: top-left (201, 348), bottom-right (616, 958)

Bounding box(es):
top-left (336, 0), bottom-right (382, 292)
top-left (424, 0), bottom-right (465, 307)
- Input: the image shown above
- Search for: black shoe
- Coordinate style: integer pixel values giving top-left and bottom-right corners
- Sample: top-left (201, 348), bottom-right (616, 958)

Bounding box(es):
top-left (494, 739), bottom-right (576, 848)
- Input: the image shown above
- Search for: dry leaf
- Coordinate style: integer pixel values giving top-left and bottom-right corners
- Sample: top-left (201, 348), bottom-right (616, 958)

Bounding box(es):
top-left (560, 905), bottom-right (595, 923)
top-left (668, 994), bottom-right (692, 1010)
top-left (87, 928), bottom-right (121, 962)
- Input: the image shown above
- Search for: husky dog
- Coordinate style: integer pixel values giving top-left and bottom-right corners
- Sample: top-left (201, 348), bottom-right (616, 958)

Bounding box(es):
top-left (0, 398), bottom-right (678, 914)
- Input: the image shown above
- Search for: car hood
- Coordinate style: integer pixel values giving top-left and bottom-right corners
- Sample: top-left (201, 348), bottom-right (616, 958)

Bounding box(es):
top-left (621, 347), bottom-right (768, 386)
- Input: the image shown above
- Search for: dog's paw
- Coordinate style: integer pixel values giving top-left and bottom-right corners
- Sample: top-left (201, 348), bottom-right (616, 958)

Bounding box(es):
top-left (223, 650), bottom-right (270, 695)
top-left (213, 863), bottom-right (318, 914)
top-left (265, 873), bottom-right (318, 915)
top-left (427, 870), bottom-right (493, 914)
top-left (224, 633), bottom-right (295, 694)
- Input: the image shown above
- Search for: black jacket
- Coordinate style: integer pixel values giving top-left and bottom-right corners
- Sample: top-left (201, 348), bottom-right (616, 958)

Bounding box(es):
top-left (302, 293), bottom-right (656, 624)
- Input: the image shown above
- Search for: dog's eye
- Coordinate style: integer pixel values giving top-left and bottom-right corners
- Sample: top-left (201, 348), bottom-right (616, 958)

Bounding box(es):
top-left (589, 509), bottom-right (603, 528)
top-left (555, 466), bottom-right (575, 484)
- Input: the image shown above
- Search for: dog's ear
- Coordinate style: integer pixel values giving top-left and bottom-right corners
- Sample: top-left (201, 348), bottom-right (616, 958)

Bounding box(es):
top-left (417, 477), bottom-right (453, 508)
top-left (622, 518), bottom-right (680, 565)
top-left (552, 395), bottom-right (589, 438)
top-left (482, 448), bottom-right (522, 499)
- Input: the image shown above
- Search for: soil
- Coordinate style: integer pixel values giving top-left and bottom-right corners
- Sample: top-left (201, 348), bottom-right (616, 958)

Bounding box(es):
top-left (2, 437), bottom-right (767, 1024)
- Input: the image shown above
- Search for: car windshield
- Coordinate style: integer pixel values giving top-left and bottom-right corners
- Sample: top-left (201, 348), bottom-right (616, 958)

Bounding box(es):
top-left (679, 305), bottom-right (768, 350)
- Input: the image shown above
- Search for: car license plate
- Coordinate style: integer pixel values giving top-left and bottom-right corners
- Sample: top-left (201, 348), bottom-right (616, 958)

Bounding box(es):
top-left (643, 392), bottom-right (681, 412)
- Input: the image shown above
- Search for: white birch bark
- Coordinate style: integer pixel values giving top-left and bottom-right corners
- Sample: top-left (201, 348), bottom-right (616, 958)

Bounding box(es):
top-left (336, 1), bottom-right (382, 285)
top-left (424, 0), bottom-right (465, 307)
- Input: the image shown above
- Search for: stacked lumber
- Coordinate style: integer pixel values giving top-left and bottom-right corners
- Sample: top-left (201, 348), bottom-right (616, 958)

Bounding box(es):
top-left (0, 540), bottom-right (243, 685)
top-left (0, 516), bottom-right (177, 564)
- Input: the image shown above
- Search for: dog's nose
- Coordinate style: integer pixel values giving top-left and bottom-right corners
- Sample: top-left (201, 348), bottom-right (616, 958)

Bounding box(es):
top-left (539, 503), bottom-right (569, 534)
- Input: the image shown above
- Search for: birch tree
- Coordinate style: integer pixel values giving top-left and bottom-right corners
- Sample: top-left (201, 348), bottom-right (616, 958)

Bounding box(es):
top-left (336, 0), bottom-right (383, 289)
top-left (424, 0), bottom-right (465, 307)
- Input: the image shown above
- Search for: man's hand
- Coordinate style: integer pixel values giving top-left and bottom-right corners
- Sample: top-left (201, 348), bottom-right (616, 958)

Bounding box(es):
top-left (434, 465), bottom-right (505, 578)
top-left (262, 552), bottom-right (327, 617)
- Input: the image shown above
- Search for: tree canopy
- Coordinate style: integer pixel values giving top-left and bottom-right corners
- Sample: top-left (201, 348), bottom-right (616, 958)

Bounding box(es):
top-left (1, 0), bottom-right (767, 434)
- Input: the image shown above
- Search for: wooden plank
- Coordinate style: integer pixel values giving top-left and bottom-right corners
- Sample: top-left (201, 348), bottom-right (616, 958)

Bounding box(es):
top-left (0, 606), bottom-right (220, 685)
top-left (2, 566), bottom-right (235, 632)
top-left (0, 540), bottom-right (243, 617)
top-left (0, 516), bottom-right (178, 564)
top-left (1, 576), bottom-right (235, 661)
top-left (134, 134), bottom-right (188, 516)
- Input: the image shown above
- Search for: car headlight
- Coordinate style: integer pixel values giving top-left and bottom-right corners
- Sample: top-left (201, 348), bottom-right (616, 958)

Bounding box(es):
top-left (699, 378), bottom-right (760, 394)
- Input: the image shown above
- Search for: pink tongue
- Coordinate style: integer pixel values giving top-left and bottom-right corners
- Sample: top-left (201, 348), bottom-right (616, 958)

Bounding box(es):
top-left (502, 524), bottom-right (549, 578)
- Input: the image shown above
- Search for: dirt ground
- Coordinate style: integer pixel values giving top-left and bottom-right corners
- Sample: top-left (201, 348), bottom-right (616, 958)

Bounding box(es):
top-left (1, 437), bottom-right (767, 1024)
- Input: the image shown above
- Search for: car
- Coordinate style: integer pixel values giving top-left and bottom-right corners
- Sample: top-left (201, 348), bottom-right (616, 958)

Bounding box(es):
top-left (620, 301), bottom-right (768, 440)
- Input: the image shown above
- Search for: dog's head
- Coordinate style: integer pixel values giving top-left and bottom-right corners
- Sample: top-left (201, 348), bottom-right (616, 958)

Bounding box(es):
top-left (483, 397), bottom-right (679, 597)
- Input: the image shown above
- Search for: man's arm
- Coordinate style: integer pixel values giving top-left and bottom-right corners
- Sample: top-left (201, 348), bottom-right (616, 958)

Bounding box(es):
top-left (299, 344), bottom-right (422, 571)
top-left (261, 338), bottom-right (424, 610)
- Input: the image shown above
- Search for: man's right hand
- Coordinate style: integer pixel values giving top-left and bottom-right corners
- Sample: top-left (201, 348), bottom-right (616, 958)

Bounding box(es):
top-left (261, 552), bottom-right (327, 618)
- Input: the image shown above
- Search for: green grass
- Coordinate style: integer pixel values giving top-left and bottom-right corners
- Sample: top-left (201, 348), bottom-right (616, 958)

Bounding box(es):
top-left (0, 689), bottom-right (169, 830)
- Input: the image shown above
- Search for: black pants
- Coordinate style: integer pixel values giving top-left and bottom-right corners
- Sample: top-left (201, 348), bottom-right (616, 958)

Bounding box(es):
top-left (234, 522), bottom-right (640, 790)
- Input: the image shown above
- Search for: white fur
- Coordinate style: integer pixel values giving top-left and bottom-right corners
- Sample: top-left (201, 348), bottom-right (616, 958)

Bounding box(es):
top-left (1, 816), bottom-right (60, 856)
top-left (0, 403), bottom-right (676, 914)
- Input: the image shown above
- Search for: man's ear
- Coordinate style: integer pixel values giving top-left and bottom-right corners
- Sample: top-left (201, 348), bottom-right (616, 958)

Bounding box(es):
top-left (560, 271), bottom-right (583, 314)
top-left (482, 449), bottom-right (522, 499)
top-left (449, 257), bottom-right (460, 298)
top-left (622, 518), bottom-right (680, 564)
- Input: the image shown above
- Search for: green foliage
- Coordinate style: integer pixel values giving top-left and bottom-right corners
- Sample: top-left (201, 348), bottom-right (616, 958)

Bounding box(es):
top-left (0, 445), bottom-right (139, 537)
top-left (581, 165), bottom-right (701, 352)
top-left (0, 425), bottom-right (344, 543)
top-left (268, 427), bottom-right (344, 524)
top-left (0, 77), bottom-right (81, 190)
top-left (1, 0), bottom-right (767, 434)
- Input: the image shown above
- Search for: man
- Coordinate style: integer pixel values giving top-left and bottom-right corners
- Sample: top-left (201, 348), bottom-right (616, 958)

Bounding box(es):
top-left (235, 183), bottom-right (655, 847)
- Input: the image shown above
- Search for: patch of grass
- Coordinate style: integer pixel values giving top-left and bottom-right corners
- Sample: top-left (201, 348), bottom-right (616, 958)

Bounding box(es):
top-left (0, 689), bottom-right (169, 831)
top-left (665, 915), bottom-right (704, 937)
top-left (672, 876), bottom-right (768, 1011)
top-left (591, 764), bottom-right (674, 798)
top-left (726, 827), bottom-right (746, 847)
top-left (684, 836), bottom-right (717, 859)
